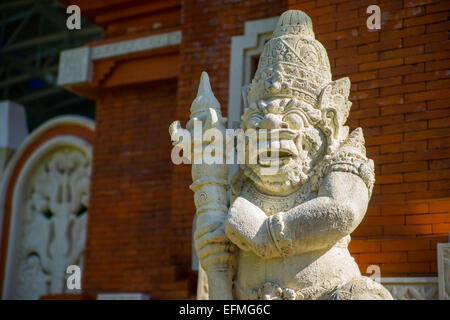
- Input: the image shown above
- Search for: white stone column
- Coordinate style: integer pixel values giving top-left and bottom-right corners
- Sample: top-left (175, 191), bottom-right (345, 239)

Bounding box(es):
top-left (0, 101), bottom-right (28, 180)
top-left (437, 234), bottom-right (450, 300)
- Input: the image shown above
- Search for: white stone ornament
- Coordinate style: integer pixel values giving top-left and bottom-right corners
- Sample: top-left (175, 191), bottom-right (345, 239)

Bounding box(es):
top-left (170, 10), bottom-right (392, 300)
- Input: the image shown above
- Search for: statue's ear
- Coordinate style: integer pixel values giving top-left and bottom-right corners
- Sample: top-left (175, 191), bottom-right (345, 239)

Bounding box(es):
top-left (242, 84), bottom-right (249, 109)
top-left (319, 77), bottom-right (352, 141)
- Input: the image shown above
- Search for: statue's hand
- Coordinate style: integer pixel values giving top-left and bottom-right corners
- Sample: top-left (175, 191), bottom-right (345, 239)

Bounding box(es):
top-left (225, 197), bottom-right (278, 259)
top-left (194, 219), bottom-right (234, 270)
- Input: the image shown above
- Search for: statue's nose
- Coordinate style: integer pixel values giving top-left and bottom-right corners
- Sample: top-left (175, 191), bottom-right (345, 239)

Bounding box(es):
top-left (260, 114), bottom-right (289, 130)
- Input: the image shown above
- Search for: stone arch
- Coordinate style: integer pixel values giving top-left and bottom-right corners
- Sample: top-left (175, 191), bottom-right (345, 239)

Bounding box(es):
top-left (0, 116), bottom-right (94, 299)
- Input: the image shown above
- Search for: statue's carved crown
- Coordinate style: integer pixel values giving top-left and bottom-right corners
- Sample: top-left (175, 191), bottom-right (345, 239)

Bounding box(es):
top-left (247, 10), bottom-right (332, 107)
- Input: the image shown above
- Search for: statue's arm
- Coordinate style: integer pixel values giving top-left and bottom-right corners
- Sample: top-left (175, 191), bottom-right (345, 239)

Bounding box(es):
top-left (270, 171), bottom-right (369, 257)
top-left (225, 171), bottom-right (369, 259)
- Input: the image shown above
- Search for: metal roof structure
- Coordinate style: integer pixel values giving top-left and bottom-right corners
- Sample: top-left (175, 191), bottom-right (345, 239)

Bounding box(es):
top-left (0, 0), bottom-right (102, 130)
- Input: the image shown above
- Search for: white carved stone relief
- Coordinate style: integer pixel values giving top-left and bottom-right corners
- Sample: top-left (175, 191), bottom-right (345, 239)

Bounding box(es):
top-left (438, 242), bottom-right (450, 300)
top-left (1, 116), bottom-right (93, 300)
top-left (382, 278), bottom-right (438, 300)
top-left (14, 148), bottom-right (90, 299)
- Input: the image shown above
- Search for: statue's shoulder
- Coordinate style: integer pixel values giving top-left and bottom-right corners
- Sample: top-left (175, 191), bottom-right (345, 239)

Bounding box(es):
top-left (319, 127), bottom-right (375, 196)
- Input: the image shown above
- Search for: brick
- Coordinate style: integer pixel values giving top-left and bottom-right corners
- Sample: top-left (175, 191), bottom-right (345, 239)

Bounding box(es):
top-left (366, 133), bottom-right (403, 146)
top-left (431, 159), bottom-right (450, 170)
top-left (407, 250), bottom-right (437, 262)
top-left (360, 58), bottom-right (403, 71)
top-left (348, 239), bottom-right (381, 253)
top-left (427, 79), bottom-right (450, 90)
top-left (379, 63), bottom-right (424, 78)
top-left (428, 98), bottom-right (450, 110)
top-left (381, 46), bottom-right (424, 60)
top-left (380, 262), bottom-right (430, 274)
top-left (403, 0), bottom-right (438, 8)
top-left (429, 136), bottom-right (450, 149)
top-left (405, 51), bottom-right (450, 64)
top-left (360, 252), bottom-right (407, 263)
top-left (405, 128), bottom-right (450, 141)
top-left (350, 108), bottom-right (379, 120)
top-left (426, 1), bottom-right (450, 13)
top-left (381, 202), bottom-right (429, 215)
top-left (336, 52), bottom-right (378, 67)
top-left (425, 40), bottom-right (450, 53)
top-left (404, 148), bottom-right (450, 161)
top-left (372, 153), bottom-right (403, 165)
top-left (404, 11), bottom-right (448, 27)
top-left (384, 120), bottom-right (427, 134)
top-left (430, 117), bottom-right (450, 129)
top-left (336, 16), bottom-right (366, 31)
top-left (349, 71), bottom-right (378, 83)
top-left (337, 0), bottom-right (372, 12)
top-left (407, 190), bottom-right (450, 201)
top-left (358, 76), bottom-right (402, 90)
top-left (381, 161), bottom-right (427, 174)
top-left (430, 180), bottom-right (450, 191)
top-left (427, 20), bottom-right (450, 33)
top-left (405, 170), bottom-right (450, 182)
top-left (380, 26), bottom-right (425, 41)
top-left (362, 215), bottom-right (405, 226)
top-left (380, 103), bottom-right (426, 116)
top-left (371, 193), bottom-right (406, 204)
top-left (432, 223), bottom-right (450, 234)
top-left (406, 108), bottom-right (450, 122)
top-left (382, 182), bottom-right (427, 194)
top-left (405, 89), bottom-right (450, 103)
top-left (406, 213), bottom-right (450, 224)
top-left (358, 39), bottom-right (402, 55)
top-left (367, 205), bottom-right (381, 216)
top-left (430, 235), bottom-right (450, 247)
top-left (360, 114), bottom-right (403, 127)
top-left (375, 174), bottom-right (403, 184)
top-left (383, 4), bottom-right (425, 20)
top-left (381, 238), bottom-right (430, 252)
top-left (426, 59), bottom-right (450, 72)
top-left (384, 224), bottom-right (432, 235)
top-left (403, 31), bottom-right (448, 47)
top-left (360, 95), bottom-right (404, 108)
top-left (350, 89), bottom-right (379, 101)
top-left (352, 225), bottom-right (383, 237)
top-left (405, 70), bottom-right (449, 84)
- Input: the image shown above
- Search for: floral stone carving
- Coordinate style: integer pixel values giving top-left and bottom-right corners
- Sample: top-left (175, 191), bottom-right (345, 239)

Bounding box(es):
top-left (169, 10), bottom-right (392, 300)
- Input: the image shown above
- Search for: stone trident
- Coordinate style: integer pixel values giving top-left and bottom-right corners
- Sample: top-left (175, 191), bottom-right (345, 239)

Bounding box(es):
top-left (169, 72), bottom-right (233, 299)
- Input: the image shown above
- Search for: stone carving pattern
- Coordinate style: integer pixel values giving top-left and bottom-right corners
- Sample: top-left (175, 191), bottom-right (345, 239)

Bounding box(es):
top-left (384, 283), bottom-right (438, 300)
top-left (14, 148), bottom-right (90, 299)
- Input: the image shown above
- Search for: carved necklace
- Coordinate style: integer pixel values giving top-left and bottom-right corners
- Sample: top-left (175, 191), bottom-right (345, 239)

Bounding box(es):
top-left (241, 180), bottom-right (318, 216)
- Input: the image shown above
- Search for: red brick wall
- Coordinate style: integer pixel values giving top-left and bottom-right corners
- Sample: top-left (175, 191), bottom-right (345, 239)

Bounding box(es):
top-left (289, 0), bottom-right (450, 277)
top-left (84, 80), bottom-right (194, 299)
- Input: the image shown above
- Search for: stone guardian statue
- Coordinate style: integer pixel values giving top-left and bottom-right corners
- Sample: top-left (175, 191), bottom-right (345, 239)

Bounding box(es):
top-left (170, 10), bottom-right (393, 300)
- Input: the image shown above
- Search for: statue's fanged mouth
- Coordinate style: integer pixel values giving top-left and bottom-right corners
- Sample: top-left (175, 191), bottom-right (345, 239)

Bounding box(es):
top-left (257, 139), bottom-right (298, 167)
